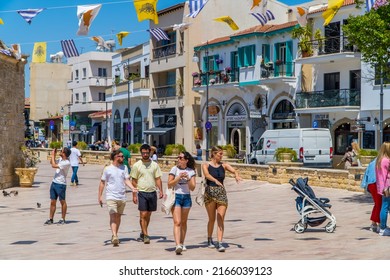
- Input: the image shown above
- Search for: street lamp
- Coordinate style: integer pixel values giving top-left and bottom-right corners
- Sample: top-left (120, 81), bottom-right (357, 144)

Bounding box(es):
top-left (193, 41), bottom-right (210, 160)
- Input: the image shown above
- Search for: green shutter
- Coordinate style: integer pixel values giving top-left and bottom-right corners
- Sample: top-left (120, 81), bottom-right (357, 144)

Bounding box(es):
top-left (286, 41), bottom-right (293, 77)
top-left (238, 47), bottom-right (244, 67)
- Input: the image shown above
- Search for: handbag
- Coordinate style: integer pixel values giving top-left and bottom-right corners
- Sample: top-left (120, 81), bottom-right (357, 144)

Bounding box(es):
top-left (195, 180), bottom-right (206, 206)
top-left (161, 187), bottom-right (175, 215)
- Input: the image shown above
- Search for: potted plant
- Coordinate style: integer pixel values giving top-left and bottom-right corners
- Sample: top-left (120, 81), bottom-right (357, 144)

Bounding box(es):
top-left (225, 66), bottom-right (231, 73)
top-left (192, 72), bottom-right (199, 77)
top-left (194, 79), bottom-right (201, 86)
top-left (209, 78), bottom-right (216, 85)
top-left (274, 147), bottom-right (298, 162)
top-left (358, 149), bottom-right (378, 166)
top-left (15, 145), bottom-right (41, 187)
top-left (291, 25), bottom-right (314, 57)
top-left (225, 144), bottom-right (237, 158)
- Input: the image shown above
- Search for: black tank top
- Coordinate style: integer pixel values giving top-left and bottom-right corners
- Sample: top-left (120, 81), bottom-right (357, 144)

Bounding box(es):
top-left (207, 164), bottom-right (225, 186)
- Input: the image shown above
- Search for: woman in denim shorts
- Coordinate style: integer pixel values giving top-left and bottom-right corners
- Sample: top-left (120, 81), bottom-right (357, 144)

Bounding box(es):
top-left (167, 152), bottom-right (196, 255)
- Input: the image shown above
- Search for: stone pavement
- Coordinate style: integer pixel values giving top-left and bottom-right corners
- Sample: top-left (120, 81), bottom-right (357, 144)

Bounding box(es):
top-left (0, 161), bottom-right (388, 260)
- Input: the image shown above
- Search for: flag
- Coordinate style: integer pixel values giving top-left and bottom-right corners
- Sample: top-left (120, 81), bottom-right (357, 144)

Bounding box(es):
top-left (32, 42), bottom-right (46, 63)
top-left (214, 16), bottom-right (239, 31)
top-left (91, 36), bottom-right (109, 51)
top-left (17, 8), bottom-right (44, 24)
top-left (295, 6), bottom-right (308, 26)
top-left (11, 44), bottom-right (21, 60)
top-left (0, 49), bottom-right (12, 56)
top-left (250, 0), bottom-right (262, 10)
top-left (61, 39), bottom-right (79, 57)
top-left (373, 0), bottom-right (389, 10)
top-left (0, 18), bottom-right (3, 25)
top-left (250, 13), bottom-right (268, 25)
top-left (265, 10), bottom-right (275, 20)
top-left (134, 0), bottom-right (158, 24)
top-left (187, 0), bottom-right (209, 18)
top-left (116, 31), bottom-right (130, 46)
top-left (148, 28), bottom-right (169, 41)
top-left (172, 23), bottom-right (192, 32)
top-left (322, 0), bottom-right (344, 26)
top-left (77, 4), bottom-right (102, 36)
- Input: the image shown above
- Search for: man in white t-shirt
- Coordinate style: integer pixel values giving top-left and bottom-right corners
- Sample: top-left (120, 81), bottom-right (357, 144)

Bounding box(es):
top-left (44, 147), bottom-right (71, 225)
top-left (69, 141), bottom-right (84, 186)
top-left (98, 149), bottom-right (137, 247)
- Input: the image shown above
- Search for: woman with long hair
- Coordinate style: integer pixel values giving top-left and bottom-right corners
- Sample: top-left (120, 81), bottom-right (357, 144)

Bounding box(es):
top-left (375, 142), bottom-right (390, 235)
top-left (201, 146), bottom-right (242, 252)
top-left (167, 151), bottom-right (196, 255)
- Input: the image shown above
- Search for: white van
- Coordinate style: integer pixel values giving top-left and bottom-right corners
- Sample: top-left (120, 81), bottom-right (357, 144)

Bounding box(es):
top-left (249, 128), bottom-right (333, 167)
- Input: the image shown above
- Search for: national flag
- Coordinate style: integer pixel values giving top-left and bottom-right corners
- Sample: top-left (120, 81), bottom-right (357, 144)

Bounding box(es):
top-left (32, 42), bottom-right (46, 63)
top-left (265, 10), bottom-right (275, 20)
top-left (214, 16), bottom-right (239, 31)
top-left (250, 13), bottom-right (268, 25)
top-left (148, 28), bottom-right (169, 41)
top-left (116, 31), bottom-right (130, 46)
top-left (322, 0), bottom-right (344, 26)
top-left (295, 6), bottom-right (308, 26)
top-left (0, 49), bottom-right (12, 56)
top-left (77, 4), bottom-right (102, 36)
top-left (134, 0), bottom-right (158, 24)
top-left (373, 0), bottom-right (389, 10)
top-left (0, 18), bottom-right (4, 25)
top-left (61, 39), bottom-right (79, 58)
top-left (250, 0), bottom-right (262, 10)
top-left (187, 0), bottom-right (209, 18)
top-left (17, 8), bottom-right (44, 24)
top-left (11, 44), bottom-right (21, 60)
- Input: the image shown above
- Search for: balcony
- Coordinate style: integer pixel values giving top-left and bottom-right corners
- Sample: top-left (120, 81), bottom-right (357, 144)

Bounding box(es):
top-left (153, 42), bottom-right (177, 59)
top-left (295, 89), bottom-right (361, 109)
top-left (261, 61), bottom-right (295, 79)
top-left (192, 68), bottom-right (239, 88)
top-left (153, 84), bottom-right (178, 99)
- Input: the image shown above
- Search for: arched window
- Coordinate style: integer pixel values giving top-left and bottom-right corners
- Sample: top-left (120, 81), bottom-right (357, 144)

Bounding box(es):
top-left (113, 110), bottom-right (121, 141)
top-left (133, 107), bottom-right (143, 144)
top-left (335, 123), bottom-right (358, 155)
top-left (272, 99), bottom-right (295, 129)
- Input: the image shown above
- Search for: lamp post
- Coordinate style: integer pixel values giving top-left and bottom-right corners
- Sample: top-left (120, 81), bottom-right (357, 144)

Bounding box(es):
top-left (67, 102), bottom-right (72, 141)
top-left (127, 79), bottom-right (131, 144)
top-left (380, 68), bottom-right (384, 146)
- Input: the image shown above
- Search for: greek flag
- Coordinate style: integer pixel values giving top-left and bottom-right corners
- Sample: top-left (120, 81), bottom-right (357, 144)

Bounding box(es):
top-left (366, 0), bottom-right (375, 11)
top-left (187, 0), bottom-right (209, 18)
top-left (250, 10), bottom-right (275, 26)
top-left (61, 39), bottom-right (79, 58)
top-left (148, 28), bottom-right (169, 41)
top-left (17, 9), bottom-right (45, 24)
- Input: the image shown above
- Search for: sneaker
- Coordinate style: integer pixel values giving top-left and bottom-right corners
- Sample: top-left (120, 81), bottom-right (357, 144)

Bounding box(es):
top-left (70, 182), bottom-right (75, 186)
top-left (44, 219), bottom-right (53, 225)
top-left (207, 238), bottom-right (215, 248)
top-left (379, 228), bottom-right (390, 236)
top-left (143, 235), bottom-right (150, 244)
top-left (175, 245), bottom-right (183, 255)
top-left (216, 242), bottom-right (226, 252)
top-left (139, 232), bottom-right (144, 240)
top-left (181, 245), bottom-right (187, 251)
top-left (370, 224), bottom-right (378, 233)
top-left (111, 235), bottom-right (119, 247)
top-left (57, 219), bottom-right (66, 225)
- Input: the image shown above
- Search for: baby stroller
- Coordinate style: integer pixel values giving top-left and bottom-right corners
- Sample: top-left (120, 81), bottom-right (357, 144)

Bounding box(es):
top-left (289, 177), bottom-right (336, 233)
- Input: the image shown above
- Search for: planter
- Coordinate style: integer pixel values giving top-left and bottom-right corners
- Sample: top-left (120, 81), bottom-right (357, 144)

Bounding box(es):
top-left (359, 156), bottom-right (376, 167)
top-left (15, 168), bottom-right (38, 187)
top-left (279, 153), bottom-right (293, 162)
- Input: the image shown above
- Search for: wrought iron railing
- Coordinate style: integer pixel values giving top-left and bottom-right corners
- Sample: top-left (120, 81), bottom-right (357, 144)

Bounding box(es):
top-left (295, 89), bottom-right (361, 108)
top-left (298, 35), bottom-right (358, 58)
top-left (153, 42), bottom-right (176, 59)
top-left (192, 67), bottom-right (239, 87)
top-left (153, 84), bottom-right (176, 99)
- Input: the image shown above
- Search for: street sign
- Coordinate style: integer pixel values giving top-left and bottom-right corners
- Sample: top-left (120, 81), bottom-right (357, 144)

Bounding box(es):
top-left (205, 121), bottom-right (212, 130)
top-left (80, 125), bottom-right (87, 132)
top-left (49, 120), bottom-right (54, 125)
top-left (70, 126), bottom-right (75, 131)
top-left (50, 125), bottom-right (54, 130)
top-left (313, 120), bottom-right (318, 128)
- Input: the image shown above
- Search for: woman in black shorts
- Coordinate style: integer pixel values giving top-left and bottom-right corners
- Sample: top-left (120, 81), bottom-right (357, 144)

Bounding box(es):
top-left (201, 146), bottom-right (242, 252)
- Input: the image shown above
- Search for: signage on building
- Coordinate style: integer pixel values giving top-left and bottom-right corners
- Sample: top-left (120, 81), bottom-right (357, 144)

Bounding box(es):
top-left (208, 106), bottom-right (220, 115)
top-left (314, 114), bottom-right (329, 120)
top-left (249, 111), bottom-right (262, 118)
top-left (209, 116), bottom-right (218, 122)
top-left (164, 115), bottom-right (177, 126)
top-left (226, 115), bottom-right (247, 121)
top-left (350, 123), bottom-right (365, 132)
top-left (228, 122), bottom-right (244, 128)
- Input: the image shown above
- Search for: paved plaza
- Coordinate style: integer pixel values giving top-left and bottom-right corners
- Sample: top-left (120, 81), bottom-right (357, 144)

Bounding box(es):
top-left (0, 160), bottom-right (389, 260)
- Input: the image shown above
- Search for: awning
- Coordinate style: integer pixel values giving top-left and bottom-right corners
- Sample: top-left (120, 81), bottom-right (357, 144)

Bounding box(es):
top-left (144, 126), bottom-right (175, 135)
top-left (87, 123), bottom-right (100, 135)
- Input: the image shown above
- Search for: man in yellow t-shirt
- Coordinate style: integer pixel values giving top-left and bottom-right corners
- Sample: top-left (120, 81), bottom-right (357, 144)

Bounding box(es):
top-left (130, 144), bottom-right (163, 244)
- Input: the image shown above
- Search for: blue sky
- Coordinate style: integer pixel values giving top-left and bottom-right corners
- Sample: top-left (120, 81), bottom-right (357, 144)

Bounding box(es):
top-left (0, 0), bottom-right (309, 97)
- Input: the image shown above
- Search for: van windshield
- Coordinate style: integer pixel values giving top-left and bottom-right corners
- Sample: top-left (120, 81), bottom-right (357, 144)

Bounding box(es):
top-left (256, 138), bottom-right (264, 150)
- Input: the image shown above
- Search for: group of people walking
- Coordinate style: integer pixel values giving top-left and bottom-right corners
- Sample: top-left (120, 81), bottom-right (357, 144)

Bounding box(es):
top-left (362, 142), bottom-right (390, 236)
top-left (98, 144), bottom-right (242, 254)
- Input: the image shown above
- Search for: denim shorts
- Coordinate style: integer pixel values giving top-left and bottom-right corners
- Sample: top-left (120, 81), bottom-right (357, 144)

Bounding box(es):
top-left (174, 193), bottom-right (192, 208)
top-left (50, 182), bottom-right (66, 201)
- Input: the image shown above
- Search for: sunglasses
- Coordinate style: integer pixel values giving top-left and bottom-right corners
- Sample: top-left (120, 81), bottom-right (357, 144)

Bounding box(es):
top-left (177, 156), bottom-right (185, 160)
top-left (141, 152), bottom-right (150, 155)
top-left (116, 155), bottom-right (124, 158)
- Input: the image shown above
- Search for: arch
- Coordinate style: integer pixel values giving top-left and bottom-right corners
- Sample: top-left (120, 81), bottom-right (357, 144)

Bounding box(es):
top-left (133, 107), bottom-right (143, 144)
top-left (113, 110), bottom-right (121, 141)
top-left (226, 102), bottom-right (246, 116)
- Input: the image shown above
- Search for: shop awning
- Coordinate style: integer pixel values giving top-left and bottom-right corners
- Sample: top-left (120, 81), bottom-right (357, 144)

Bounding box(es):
top-left (143, 126), bottom-right (175, 135)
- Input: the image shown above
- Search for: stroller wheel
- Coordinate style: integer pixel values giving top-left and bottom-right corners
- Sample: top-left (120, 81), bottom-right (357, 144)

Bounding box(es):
top-left (325, 222), bottom-right (336, 233)
top-left (294, 222), bottom-right (306, 233)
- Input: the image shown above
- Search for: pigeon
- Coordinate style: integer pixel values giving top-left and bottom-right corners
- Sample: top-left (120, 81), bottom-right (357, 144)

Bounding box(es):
top-left (37, 202), bottom-right (41, 208)
top-left (2, 190), bottom-right (10, 197)
top-left (9, 190), bottom-right (18, 196)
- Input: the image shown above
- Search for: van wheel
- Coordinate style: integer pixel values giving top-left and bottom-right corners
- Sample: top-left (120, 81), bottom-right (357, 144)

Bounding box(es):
top-left (250, 159), bottom-right (258, 164)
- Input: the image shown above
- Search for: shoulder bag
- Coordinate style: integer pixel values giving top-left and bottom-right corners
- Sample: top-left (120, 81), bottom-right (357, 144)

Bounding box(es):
top-left (195, 179), bottom-right (206, 206)
top-left (161, 187), bottom-right (175, 214)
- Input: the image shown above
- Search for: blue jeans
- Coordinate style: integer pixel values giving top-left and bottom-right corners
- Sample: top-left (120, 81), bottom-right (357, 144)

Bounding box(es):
top-left (380, 196), bottom-right (390, 229)
top-left (71, 166), bottom-right (79, 184)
